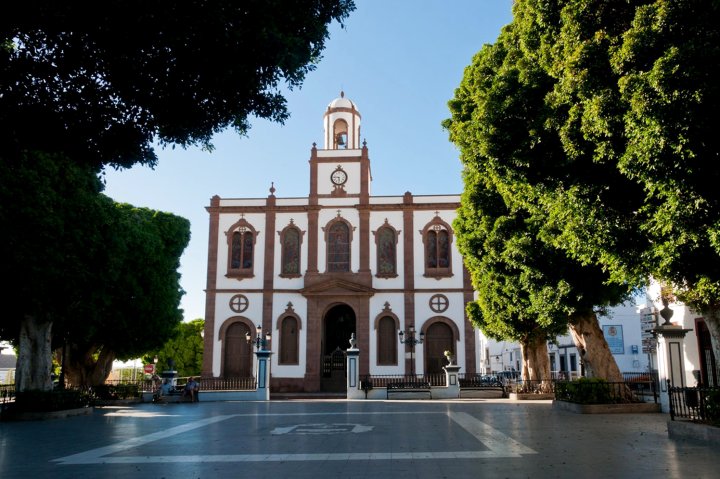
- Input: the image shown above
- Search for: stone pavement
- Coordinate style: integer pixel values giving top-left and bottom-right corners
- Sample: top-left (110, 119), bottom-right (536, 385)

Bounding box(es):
top-left (0, 399), bottom-right (717, 479)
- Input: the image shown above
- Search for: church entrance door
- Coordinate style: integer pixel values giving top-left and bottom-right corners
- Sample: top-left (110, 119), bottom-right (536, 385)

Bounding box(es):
top-left (321, 304), bottom-right (356, 392)
top-left (424, 322), bottom-right (453, 374)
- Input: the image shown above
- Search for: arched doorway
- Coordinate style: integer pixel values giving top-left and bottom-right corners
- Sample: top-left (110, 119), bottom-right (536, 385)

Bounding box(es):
top-left (424, 322), bottom-right (454, 374)
top-left (223, 322), bottom-right (253, 377)
top-left (321, 304), bottom-right (356, 391)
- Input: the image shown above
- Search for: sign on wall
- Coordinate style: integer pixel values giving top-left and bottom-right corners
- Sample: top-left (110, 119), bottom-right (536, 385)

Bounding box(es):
top-left (603, 325), bottom-right (625, 354)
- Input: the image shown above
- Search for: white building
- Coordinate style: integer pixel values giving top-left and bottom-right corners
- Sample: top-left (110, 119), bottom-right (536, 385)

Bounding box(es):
top-left (201, 93), bottom-right (477, 392)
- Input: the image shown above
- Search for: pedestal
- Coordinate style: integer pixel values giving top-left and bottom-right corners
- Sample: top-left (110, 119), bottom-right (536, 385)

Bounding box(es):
top-left (255, 350), bottom-right (272, 401)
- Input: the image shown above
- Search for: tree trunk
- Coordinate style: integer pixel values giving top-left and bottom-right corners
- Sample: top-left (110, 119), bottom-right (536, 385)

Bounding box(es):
top-left (520, 334), bottom-right (552, 393)
top-left (699, 307), bottom-right (720, 368)
top-left (568, 310), bottom-right (624, 383)
top-left (63, 343), bottom-right (116, 387)
top-left (15, 315), bottom-right (54, 392)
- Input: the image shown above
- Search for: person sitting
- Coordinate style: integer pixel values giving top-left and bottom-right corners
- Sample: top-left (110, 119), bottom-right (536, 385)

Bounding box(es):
top-left (183, 377), bottom-right (199, 402)
top-left (160, 379), bottom-right (174, 396)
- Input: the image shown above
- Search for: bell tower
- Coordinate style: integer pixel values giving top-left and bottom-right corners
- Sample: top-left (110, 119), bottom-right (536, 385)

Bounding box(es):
top-left (310, 92), bottom-right (371, 202)
top-left (323, 91), bottom-right (361, 149)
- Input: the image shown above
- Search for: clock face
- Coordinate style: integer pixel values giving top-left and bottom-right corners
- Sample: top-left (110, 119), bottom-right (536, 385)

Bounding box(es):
top-left (331, 169), bottom-right (348, 185)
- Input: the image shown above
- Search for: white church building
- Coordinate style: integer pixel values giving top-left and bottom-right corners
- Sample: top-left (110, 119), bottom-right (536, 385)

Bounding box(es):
top-left (201, 93), bottom-right (477, 392)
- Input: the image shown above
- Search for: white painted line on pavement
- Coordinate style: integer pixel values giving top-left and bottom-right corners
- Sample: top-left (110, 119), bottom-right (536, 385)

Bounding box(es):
top-left (53, 410), bottom-right (536, 465)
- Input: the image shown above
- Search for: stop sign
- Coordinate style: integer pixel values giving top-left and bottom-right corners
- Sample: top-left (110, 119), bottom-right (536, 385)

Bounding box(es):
top-left (143, 364), bottom-right (155, 374)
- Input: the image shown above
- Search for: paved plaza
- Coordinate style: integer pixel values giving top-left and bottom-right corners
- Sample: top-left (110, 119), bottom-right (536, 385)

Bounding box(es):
top-left (0, 399), bottom-right (717, 478)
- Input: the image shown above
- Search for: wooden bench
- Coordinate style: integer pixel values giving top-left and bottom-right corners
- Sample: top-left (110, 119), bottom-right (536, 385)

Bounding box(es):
top-left (386, 381), bottom-right (432, 400)
top-left (458, 378), bottom-right (507, 398)
top-left (153, 387), bottom-right (199, 403)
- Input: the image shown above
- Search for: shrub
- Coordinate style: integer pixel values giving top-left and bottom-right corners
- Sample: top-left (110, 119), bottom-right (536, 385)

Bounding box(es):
top-left (555, 378), bottom-right (614, 404)
top-left (14, 389), bottom-right (94, 412)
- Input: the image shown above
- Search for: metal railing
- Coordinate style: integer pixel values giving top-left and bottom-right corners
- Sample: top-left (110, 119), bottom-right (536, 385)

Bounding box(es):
top-left (668, 383), bottom-right (720, 424)
top-left (198, 377), bottom-right (256, 391)
top-left (555, 380), bottom-right (656, 404)
top-left (1, 384), bottom-right (15, 410)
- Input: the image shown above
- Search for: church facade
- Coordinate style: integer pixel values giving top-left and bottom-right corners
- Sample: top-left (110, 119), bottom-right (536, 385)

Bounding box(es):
top-left (201, 93), bottom-right (477, 392)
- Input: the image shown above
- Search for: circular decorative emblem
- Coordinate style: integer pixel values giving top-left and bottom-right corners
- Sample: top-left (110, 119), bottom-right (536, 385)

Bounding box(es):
top-left (229, 294), bottom-right (249, 313)
top-left (429, 294), bottom-right (449, 313)
top-left (331, 167), bottom-right (348, 185)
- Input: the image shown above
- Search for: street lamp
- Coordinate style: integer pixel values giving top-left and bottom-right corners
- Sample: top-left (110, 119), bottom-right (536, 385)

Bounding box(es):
top-left (246, 324), bottom-right (271, 351)
top-left (399, 325), bottom-right (424, 376)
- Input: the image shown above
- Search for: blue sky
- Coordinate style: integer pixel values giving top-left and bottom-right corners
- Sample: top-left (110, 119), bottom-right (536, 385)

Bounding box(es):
top-left (101, 1), bottom-right (514, 322)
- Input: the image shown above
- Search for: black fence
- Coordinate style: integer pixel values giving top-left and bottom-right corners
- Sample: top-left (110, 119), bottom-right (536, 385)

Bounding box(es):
top-left (359, 374), bottom-right (447, 389)
top-left (199, 377), bottom-right (256, 391)
top-left (668, 383), bottom-right (720, 424)
top-left (1, 384), bottom-right (15, 411)
top-left (555, 380), bottom-right (656, 404)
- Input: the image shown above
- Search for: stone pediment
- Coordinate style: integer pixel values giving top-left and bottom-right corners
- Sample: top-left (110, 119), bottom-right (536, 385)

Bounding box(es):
top-left (300, 278), bottom-right (376, 297)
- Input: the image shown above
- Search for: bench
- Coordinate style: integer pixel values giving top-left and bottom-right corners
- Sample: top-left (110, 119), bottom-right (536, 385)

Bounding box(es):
top-left (386, 381), bottom-right (432, 400)
top-left (153, 387), bottom-right (199, 403)
top-left (458, 378), bottom-right (507, 398)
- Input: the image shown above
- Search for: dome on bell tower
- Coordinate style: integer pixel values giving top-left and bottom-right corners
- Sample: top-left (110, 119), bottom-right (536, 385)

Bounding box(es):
top-left (323, 91), bottom-right (362, 150)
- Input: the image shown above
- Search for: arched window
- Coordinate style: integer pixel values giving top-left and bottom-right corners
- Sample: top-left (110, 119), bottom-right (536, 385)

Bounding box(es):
top-left (421, 215), bottom-right (453, 278)
top-left (279, 316), bottom-right (299, 365)
top-left (226, 217), bottom-right (258, 279)
top-left (333, 119), bottom-right (349, 149)
top-left (374, 220), bottom-right (399, 278)
top-left (326, 219), bottom-right (352, 272)
top-left (377, 316), bottom-right (397, 365)
top-left (279, 221), bottom-right (304, 278)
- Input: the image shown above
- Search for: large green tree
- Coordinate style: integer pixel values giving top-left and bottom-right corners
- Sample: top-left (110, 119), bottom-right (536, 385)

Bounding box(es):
top-left (511, 0), bottom-right (720, 361)
top-left (143, 319), bottom-right (204, 379)
top-left (0, 1), bottom-right (355, 392)
top-left (60, 201), bottom-right (190, 387)
top-left (445, 18), bottom-right (633, 381)
top-left (1, 1), bottom-right (356, 169)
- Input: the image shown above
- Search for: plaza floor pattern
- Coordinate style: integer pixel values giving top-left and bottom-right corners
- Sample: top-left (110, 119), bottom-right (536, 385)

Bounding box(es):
top-left (1, 399), bottom-right (718, 478)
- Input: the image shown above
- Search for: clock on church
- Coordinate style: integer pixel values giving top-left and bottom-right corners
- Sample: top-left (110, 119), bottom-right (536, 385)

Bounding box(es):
top-left (331, 167), bottom-right (348, 185)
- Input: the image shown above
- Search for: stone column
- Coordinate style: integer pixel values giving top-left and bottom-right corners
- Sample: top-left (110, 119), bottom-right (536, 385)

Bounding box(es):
top-left (255, 350), bottom-right (273, 401)
top-left (652, 301), bottom-right (692, 413)
top-left (433, 363), bottom-right (461, 399)
top-left (346, 334), bottom-right (363, 399)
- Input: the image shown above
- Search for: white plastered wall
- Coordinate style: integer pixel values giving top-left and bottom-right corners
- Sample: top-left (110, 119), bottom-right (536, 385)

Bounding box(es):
top-left (412, 209), bottom-right (464, 290)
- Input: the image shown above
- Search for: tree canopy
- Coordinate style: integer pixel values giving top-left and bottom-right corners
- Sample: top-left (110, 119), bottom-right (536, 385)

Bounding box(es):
top-left (0, 1), bottom-right (355, 392)
top-left (61, 200), bottom-right (191, 386)
top-left (1, 0), bottom-right (356, 169)
top-left (144, 319), bottom-right (204, 378)
top-left (445, 11), bottom-right (634, 380)
top-left (448, 0), bottom-right (720, 365)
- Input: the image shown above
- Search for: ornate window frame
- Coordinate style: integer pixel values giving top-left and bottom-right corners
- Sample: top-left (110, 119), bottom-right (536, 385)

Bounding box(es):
top-left (373, 219), bottom-right (400, 278)
top-left (278, 220), bottom-right (305, 278)
top-left (276, 302), bottom-right (302, 365)
top-left (420, 214), bottom-right (453, 279)
top-left (374, 302), bottom-right (400, 366)
top-left (322, 215), bottom-right (355, 273)
top-left (225, 217), bottom-right (259, 279)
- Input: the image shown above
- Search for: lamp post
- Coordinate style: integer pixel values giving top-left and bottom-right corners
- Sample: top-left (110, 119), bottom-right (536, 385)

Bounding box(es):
top-left (399, 325), bottom-right (424, 376)
top-left (246, 324), bottom-right (271, 351)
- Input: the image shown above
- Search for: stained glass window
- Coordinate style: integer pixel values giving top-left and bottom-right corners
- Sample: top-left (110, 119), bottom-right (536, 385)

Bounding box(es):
top-left (227, 219), bottom-right (257, 278)
top-left (327, 221), bottom-right (350, 272)
top-left (422, 217), bottom-right (453, 278)
top-left (281, 227), bottom-right (300, 275)
top-left (377, 227), bottom-right (396, 276)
